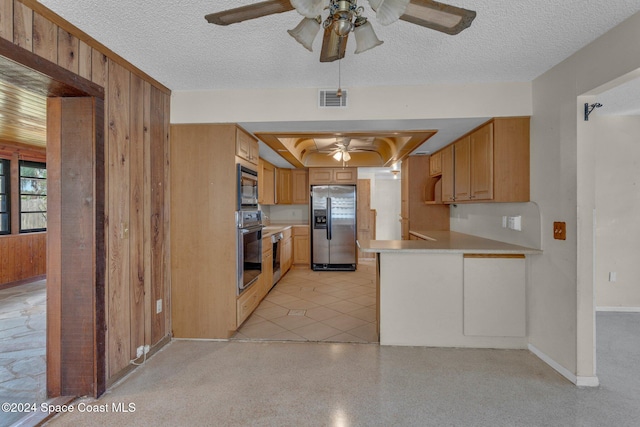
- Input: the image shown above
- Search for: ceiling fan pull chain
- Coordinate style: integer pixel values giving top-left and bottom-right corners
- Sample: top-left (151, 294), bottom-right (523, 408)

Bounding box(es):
top-left (337, 58), bottom-right (343, 97)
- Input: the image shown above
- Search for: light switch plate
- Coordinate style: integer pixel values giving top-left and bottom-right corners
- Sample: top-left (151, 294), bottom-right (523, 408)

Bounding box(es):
top-left (156, 299), bottom-right (163, 314)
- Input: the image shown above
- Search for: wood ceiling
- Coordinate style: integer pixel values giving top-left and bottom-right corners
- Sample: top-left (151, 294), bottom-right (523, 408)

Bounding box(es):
top-left (0, 78), bottom-right (46, 149)
top-left (255, 130), bottom-right (438, 168)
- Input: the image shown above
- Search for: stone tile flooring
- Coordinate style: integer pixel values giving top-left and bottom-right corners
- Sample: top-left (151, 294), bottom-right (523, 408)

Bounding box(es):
top-left (0, 280), bottom-right (47, 427)
top-left (233, 260), bottom-right (378, 343)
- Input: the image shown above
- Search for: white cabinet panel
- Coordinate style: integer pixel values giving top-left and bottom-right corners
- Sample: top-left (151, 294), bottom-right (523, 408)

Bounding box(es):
top-left (463, 256), bottom-right (526, 337)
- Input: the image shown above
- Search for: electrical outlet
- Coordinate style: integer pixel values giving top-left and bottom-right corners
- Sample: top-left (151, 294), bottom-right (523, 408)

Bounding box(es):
top-left (553, 222), bottom-right (566, 240)
top-left (502, 216), bottom-right (508, 228)
top-left (156, 299), bottom-right (163, 314)
top-left (609, 272), bottom-right (617, 282)
top-left (507, 215), bottom-right (522, 231)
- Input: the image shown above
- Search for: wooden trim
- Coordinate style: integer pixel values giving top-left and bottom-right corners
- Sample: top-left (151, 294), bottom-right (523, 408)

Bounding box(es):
top-left (0, 36), bottom-right (104, 98)
top-left (16, 0), bottom-right (171, 94)
top-left (463, 253), bottom-right (525, 259)
top-left (46, 96), bottom-right (105, 397)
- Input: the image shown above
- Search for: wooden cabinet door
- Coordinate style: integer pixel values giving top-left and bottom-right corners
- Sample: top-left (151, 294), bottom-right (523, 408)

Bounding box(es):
top-left (291, 169), bottom-right (309, 204)
top-left (333, 168), bottom-right (357, 184)
top-left (470, 123), bottom-right (494, 201)
top-left (429, 151), bottom-right (442, 176)
top-left (262, 242), bottom-right (273, 296)
top-left (293, 234), bottom-right (309, 266)
top-left (454, 137), bottom-right (471, 201)
top-left (236, 128), bottom-right (258, 165)
top-left (261, 161), bottom-right (276, 205)
top-left (281, 236), bottom-right (293, 274)
top-left (441, 145), bottom-right (454, 203)
top-left (309, 168), bottom-right (333, 185)
top-left (276, 168), bottom-right (292, 204)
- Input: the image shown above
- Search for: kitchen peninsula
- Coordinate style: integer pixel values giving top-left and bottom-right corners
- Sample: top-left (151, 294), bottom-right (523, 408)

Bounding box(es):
top-left (359, 231), bottom-right (541, 349)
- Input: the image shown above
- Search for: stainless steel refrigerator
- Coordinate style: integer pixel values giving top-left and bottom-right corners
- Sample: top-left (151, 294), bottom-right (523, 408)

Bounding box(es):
top-left (311, 185), bottom-right (357, 271)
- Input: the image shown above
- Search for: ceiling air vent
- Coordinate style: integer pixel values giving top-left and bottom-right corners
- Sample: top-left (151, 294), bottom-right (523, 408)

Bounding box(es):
top-left (318, 89), bottom-right (348, 108)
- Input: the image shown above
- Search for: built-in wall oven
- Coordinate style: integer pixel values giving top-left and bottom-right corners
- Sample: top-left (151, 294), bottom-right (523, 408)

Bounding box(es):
top-left (237, 164), bottom-right (258, 210)
top-left (237, 210), bottom-right (263, 295)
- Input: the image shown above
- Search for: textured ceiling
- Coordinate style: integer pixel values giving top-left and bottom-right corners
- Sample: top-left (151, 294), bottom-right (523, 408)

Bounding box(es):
top-left (38, 1), bottom-right (640, 91)
top-left (13, 1), bottom-right (639, 164)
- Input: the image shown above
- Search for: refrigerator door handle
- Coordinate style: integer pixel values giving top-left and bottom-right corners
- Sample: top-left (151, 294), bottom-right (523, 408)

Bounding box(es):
top-left (326, 197), bottom-right (332, 241)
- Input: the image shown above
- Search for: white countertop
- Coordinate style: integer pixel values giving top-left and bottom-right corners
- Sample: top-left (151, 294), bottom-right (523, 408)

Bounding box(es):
top-left (358, 230), bottom-right (542, 255)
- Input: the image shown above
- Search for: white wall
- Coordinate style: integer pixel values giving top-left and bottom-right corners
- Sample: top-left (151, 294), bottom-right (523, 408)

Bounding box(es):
top-left (530, 11), bottom-right (640, 381)
top-left (357, 171), bottom-right (401, 240)
top-left (450, 202), bottom-right (541, 249)
top-left (373, 179), bottom-right (402, 240)
top-left (171, 82), bottom-right (532, 124)
top-left (265, 204), bottom-right (309, 223)
top-left (595, 115), bottom-right (640, 309)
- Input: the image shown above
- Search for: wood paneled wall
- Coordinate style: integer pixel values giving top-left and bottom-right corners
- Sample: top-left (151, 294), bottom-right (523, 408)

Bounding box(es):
top-left (0, 232), bottom-right (46, 285)
top-left (0, 0), bottom-right (171, 383)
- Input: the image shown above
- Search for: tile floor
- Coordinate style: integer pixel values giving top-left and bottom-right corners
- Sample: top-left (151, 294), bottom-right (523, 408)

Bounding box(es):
top-left (0, 279), bottom-right (47, 427)
top-left (233, 259), bottom-right (378, 343)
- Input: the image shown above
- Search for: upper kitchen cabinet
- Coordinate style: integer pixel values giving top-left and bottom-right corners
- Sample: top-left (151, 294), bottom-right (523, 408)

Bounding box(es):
top-left (429, 151), bottom-right (442, 177)
top-left (276, 168), bottom-right (292, 204)
top-left (236, 127), bottom-right (259, 166)
top-left (453, 136), bottom-right (471, 202)
top-left (292, 169), bottom-right (309, 204)
top-left (308, 168), bottom-right (357, 185)
top-left (401, 156), bottom-right (450, 239)
top-left (438, 117), bottom-right (529, 204)
top-left (258, 158), bottom-right (276, 205)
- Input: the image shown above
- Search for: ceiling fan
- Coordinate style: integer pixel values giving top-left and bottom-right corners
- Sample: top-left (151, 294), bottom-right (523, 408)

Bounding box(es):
top-left (320, 137), bottom-right (378, 162)
top-left (205, 0), bottom-right (476, 62)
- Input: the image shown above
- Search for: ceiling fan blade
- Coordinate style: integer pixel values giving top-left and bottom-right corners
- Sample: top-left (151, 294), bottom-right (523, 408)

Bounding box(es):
top-left (326, 149), bottom-right (341, 156)
top-left (319, 27), bottom-right (348, 62)
top-left (205, 0), bottom-right (295, 26)
top-left (400, 0), bottom-right (476, 35)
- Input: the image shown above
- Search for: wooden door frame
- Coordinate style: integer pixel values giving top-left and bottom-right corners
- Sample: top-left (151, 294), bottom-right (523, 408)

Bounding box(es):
top-left (0, 38), bottom-right (106, 397)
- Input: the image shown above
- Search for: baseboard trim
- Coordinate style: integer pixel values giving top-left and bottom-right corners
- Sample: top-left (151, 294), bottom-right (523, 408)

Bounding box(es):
top-left (528, 344), bottom-right (599, 387)
top-left (596, 306), bottom-right (640, 312)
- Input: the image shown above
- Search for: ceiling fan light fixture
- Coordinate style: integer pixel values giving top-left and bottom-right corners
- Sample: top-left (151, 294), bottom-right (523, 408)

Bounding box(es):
top-left (288, 17), bottom-right (322, 51)
top-left (368, 0), bottom-right (410, 25)
top-left (333, 151), bottom-right (343, 161)
top-left (291, 0), bottom-right (326, 19)
top-left (354, 18), bottom-right (383, 54)
top-left (333, 14), bottom-right (355, 36)
top-left (342, 151), bottom-right (351, 162)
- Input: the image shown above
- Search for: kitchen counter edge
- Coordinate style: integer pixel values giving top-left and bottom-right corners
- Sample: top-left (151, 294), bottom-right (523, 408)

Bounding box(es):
top-left (358, 230), bottom-right (542, 255)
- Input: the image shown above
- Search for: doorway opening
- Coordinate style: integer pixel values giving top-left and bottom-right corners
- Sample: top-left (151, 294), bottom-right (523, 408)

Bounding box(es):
top-left (1, 35), bottom-right (106, 424)
top-left (577, 67), bottom-right (640, 387)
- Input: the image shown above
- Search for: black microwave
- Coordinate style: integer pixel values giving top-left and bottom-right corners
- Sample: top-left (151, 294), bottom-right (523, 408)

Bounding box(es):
top-left (237, 164), bottom-right (258, 210)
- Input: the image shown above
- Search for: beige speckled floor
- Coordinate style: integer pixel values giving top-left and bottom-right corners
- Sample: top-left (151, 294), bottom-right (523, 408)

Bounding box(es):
top-left (44, 313), bottom-right (640, 427)
top-left (234, 260), bottom-right (378, 343)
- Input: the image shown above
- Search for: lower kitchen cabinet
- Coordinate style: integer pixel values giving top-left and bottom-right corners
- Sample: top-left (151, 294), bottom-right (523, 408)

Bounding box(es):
top-left (262, 234), bottom-right (273, 296)
top-left (463, 254), bottom-right (526, 337)
top-left (237, 281), bottom-right (261, 327)
top-left (293, 226), bottom-right (310, 267)
top-left (281, 227), bottom-right (293, 275)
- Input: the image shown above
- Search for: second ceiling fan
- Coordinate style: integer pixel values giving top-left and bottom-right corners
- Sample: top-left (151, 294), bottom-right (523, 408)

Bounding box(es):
top-left (205, 0), bottom-right (476, 62)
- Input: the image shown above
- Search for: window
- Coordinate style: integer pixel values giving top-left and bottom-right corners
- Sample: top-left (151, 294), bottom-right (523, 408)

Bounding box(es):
top-left (0, 159), bottom-right (9, 235)
top-left (19, 161), bottom-right (47, 233)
